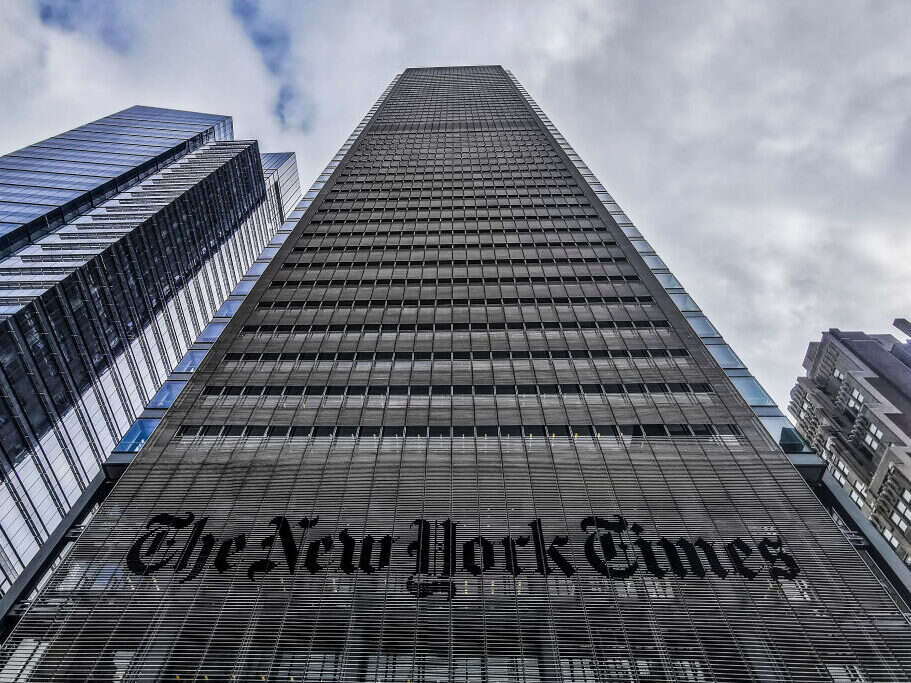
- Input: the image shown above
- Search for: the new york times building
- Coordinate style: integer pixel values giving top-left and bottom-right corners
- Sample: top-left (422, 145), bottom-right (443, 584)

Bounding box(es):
top-left (2, 66), bottom-right (909, 682)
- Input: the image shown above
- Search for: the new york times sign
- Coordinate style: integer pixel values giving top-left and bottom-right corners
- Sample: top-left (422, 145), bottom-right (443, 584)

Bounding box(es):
top-left (126, 512), bottom-right (800, 598)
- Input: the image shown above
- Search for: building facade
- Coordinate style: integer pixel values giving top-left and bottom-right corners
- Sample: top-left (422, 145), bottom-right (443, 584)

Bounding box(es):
top-left (0, 107), bottom-right (299, 614)
top-left (1, 68), bottom-right (909, 680)
top-left (790, 321), bottom-right (911, 568)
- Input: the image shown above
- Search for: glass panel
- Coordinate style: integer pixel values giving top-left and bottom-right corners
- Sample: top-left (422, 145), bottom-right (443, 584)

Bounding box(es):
top-left (246, 263), bottom-right (267, 277)
top-left (146, 381), bottom-right (187, 409)
top-left (215, 300), bottom-right (242, 317)
top-left (174, 350), bottom-right (207, 373)
top-left (231, 280), bottom-right (255, 296)
top-left (670, 293), bottom-right (700, 311)
top-left (707, 344), bottom-right (744, 368)
top-left (731, 376), bottom-right (776, 406)
top-left (759, 416), bottom-right (810, 453)
top-left (630, 240), bottom-right (651, 253)
top-left (198, 322), bottom-right (227, 342)
top-left (655, 273), bottom-right (681, 289)
top-left (686, 316), bottom-right (718, 337)
top-left (113, 419), bottom-right (160, 453)
top-left (642, 254), bottom-right (667, 270)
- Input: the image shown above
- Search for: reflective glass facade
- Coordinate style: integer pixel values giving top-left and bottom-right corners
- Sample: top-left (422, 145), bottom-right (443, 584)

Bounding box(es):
top-left (0, 106), bottom-right (233, 258)
top-left (261, 153), bottom-right (302, 220)
top-left (2, 67), bottom-right (909, 680)
top-left (0, 108), bottom-right (300, 610)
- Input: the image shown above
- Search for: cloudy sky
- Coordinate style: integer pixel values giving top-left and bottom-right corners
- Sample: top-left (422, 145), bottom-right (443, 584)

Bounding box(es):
top-left (1, 0), bottom-right (909, 409)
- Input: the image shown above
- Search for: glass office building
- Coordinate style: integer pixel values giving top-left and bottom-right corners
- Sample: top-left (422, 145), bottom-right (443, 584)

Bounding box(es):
top-left (0, 107), bottom-right (299, 617)
top-left (2, 68), bottom-right (909, 680)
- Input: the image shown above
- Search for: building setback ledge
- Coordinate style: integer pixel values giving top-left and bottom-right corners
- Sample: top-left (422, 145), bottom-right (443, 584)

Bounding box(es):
top-left (788, 452), bottom-right (826, 484)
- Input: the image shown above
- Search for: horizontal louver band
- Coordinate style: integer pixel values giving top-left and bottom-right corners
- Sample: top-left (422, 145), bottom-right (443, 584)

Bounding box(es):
top-left (175, 422), bottom-right (742, 439)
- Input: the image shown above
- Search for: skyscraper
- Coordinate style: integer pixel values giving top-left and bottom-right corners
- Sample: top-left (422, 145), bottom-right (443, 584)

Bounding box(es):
top-left (0, 107), bottom-right (299, 621)
top-left (2, 67), bottom-right (909, 680)
top-left (790, 320), bottom-right (911, 594)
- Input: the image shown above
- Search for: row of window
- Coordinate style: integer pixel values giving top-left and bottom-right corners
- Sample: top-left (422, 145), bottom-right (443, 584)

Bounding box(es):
top-left (325, 188), bottom-right (585, 201)
top-left (345, 159), bottom-right (568, 168)
top-left (175, 422), bottom-right (743, 439)
top-left (201, 381), bottom-right (714, 398)
top-left (319, 197), bottom-right (591, 209)
top-left (308, 210), bottom-right (600, 224)
top-left (864, 423), bottom-right (884, 451)
top-left (889, 490), bottom-right (911, 537)
top-left (256, 296), bottom-right (655, 310)
top-left (284, 248), bottom-right (622, 261)
top-left (222, 348), bottom-right (689, 363)
top-left (330, 177), bottom-right (580, 191)
top-left (341, 156), bottom-right (567, 166)
top-left (337, 165), bottom-right (573, 176)
top-left (829, 369), bottom-right (890, 454)
top-left (346, 147), bottom-right (562, 157)
top-left (295, 232), bottom-right (611, 246)
top-left (269, 275), bottom-right (635, 288)
top-left (241, 320), bottom-right (671, 335)
top-left (348, 140), bottom-right (557, 151)
top-left (292, 239), bottom-right (617, 252)
top-left (303, 220), bottom-right (607, 235)
top-left (345, 149), bottom-right (563, 162)
top-left (329, 187), bottom-right (578, 202)
top-left (341, 157), bottom-right (567, 169)
top-left (279, 257), bottom-right (628, 269)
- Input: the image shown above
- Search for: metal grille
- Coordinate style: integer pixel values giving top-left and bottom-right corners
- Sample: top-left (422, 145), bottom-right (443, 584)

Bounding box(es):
top-left (2, 65), bottom-right (909, 681)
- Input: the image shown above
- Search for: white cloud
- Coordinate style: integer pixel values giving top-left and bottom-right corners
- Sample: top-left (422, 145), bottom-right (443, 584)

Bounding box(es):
top-left (1, 0), bottom-right (909, 409)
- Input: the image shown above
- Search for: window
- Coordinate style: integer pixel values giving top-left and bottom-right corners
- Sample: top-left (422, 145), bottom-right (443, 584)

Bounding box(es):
top-left (231, 280), bottom-right (255, 295)
top-left (850, 480), bottom-right (866, 508)
top-left (215, 300), bottom-right (242, 317)
top-left (864, 423), bottom-right (884, 451)
top-left (730, 376), bottom-right (775, 406)
top-left (641, 254), bottom-right (667, 269)
top-left (654, 272), bottom-right (681, 288)
top-left (847, 387), bottom-right (864, 412)
top-left (759, 416), bottom-right (808, 454)
top-left (890, 490), bottom-right (911, 533)
top-left (669, 293), bottom-right (699, 312)
top-left (146, 381), bottom-right (187, 409)
top-left (174, 349), bottom-right (207, 373)
top-left (707, 344), bottom-right (744, 369)
top-left (198, 322), bottom-right (227, 342)
top-left (113, 419), bottom-right (160, 453)
top-left (830, 456), bottom-right (851, 488)
top-left (686, 316), bottom-right (718, 337)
